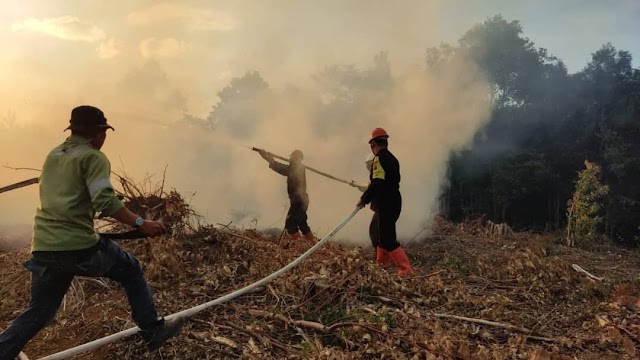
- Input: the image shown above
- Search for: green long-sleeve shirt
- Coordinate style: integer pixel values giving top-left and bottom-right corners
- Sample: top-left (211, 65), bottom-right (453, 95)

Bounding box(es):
top-left (31, 135), bottom-right (124, 252)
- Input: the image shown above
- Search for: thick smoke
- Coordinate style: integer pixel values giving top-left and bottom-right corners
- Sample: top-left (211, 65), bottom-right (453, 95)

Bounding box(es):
top-left (0, 1), bottom-right (491, 248)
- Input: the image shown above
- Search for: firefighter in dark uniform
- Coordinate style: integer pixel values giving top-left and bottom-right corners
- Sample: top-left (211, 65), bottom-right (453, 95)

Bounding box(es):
top-left (259, 149), bottom-right (314, 242)
top-left (357, 128), bottom-right (413, 276)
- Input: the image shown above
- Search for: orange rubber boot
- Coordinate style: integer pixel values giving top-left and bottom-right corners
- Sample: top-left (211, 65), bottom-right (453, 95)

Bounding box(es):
top-left (388, 247), bottom-right (414, 277)
top-left (376, 247), bottom-right (392, 267)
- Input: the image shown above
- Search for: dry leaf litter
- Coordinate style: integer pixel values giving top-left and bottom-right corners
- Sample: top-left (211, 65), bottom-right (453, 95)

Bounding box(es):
top-left (1, 181), bottom-right (640, 359)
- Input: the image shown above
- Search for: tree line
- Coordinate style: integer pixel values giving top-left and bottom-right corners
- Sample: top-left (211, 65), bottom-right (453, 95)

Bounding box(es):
top-left (204, 15), bottom-right (640, 244)
top-left (437, 15), bottom-right (639, 244)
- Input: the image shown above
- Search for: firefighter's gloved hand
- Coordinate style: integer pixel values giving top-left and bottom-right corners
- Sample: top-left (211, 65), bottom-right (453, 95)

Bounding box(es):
top-left (356, 199), bottom-right (365, 209)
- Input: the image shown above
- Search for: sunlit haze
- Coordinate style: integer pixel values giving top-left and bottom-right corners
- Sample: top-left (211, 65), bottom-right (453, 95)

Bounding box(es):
top-left (1, 0), bottom-right (637, 247)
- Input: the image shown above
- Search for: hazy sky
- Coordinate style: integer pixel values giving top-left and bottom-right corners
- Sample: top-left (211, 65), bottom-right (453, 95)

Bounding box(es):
top-left (440, 0), bottom-right (639, 72)
top-left (1, 0), bottom-right (637, 118)
top-left (0, 0), bottom-right (637, 244)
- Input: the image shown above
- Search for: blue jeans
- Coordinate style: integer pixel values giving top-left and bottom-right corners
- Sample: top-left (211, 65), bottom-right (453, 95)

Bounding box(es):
top-left (0, 238), bottom-right (158, 360)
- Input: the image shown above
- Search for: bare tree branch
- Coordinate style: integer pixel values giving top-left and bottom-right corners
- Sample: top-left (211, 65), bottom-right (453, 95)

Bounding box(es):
top-left (3, 163), bottom-right (41, 172)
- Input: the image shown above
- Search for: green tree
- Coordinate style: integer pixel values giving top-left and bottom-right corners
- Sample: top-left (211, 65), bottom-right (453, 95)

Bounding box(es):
top-left (313, 51), bottom-right (393, 138)
top-left (457, 15), bottom-right (564, 108)
top-left (490, 151), bottom-right (552, 225)
top-left (438, 15), bottom-right (573, 229)
top-left (441, 17), bottom-right (640, 244)
top-left (206, 71), bottom-right (270, 139)
top-left (566, 161), bottom-right (609, 247)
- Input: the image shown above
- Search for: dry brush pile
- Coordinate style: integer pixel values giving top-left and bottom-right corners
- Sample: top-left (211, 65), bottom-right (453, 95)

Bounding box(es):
top-left (2, 182), bottom-right (640, 359)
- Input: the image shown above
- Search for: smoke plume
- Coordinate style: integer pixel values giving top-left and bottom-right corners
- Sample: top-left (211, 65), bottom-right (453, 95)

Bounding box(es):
top-left (0, 1), bottom-right (492, 248)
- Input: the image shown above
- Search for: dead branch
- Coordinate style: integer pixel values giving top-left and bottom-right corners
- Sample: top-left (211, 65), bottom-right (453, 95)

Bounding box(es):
top-left (619, 325), bottom-right (640, 343)
top-left (221, 230), bottom-right (261, 246)
top-left (246, 309), bottom-right (367, 352)
top-left (114, 171), bottom-right (145, 199)
top-left (267, 284), bottom-right (282, 305)
top-left (362, 307), bottom-right (377, 316)
top-left (249, 309), bottom-right (328, 332)
top-left (211, 335), bottom-right (238, 348)
top-left (364, 295), bottom-right (403, 307)
top-left (326, 321), bottom-right (366, 332)
top-left (412, 269), bottom-right (446, 279)
top-left (571, 264), bottom-right (604, 281)
top-left (159, 165), bottom-right (168, 197)
top-left (433, 313), bottom-right (530, 332)
top-left (431, 313), bottom-right (556, 342)
top-left (216, 222), bottom-right (233, 230)
top-left (248, 309), bottom-right (391, 340)
top-left (409, 226), bottom-right (427, 243)
top-left (3, 164), bottom-right (41, 172)
top-left (524, 334), bottom-right (559, 342)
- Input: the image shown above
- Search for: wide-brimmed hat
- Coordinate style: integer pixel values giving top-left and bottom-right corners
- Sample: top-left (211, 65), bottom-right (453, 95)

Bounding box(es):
top-left (64, 105), bottom-right (114, 132)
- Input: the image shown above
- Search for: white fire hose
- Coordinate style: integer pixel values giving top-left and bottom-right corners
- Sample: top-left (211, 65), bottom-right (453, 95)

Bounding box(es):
top-left (37, 207), bottom-right (362, 360)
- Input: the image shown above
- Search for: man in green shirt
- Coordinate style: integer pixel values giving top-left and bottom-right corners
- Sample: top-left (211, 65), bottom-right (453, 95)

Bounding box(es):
top-left (0, 106), bottom-right (183, 360)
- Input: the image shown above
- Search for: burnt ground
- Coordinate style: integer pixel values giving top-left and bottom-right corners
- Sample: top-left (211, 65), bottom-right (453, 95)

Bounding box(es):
top-left (2, 224), bottom-right (640, 359)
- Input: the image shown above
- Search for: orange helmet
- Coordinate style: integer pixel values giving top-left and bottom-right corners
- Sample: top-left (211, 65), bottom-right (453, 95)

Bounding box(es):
top-left (369, 127), bottom-right (389, 143)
